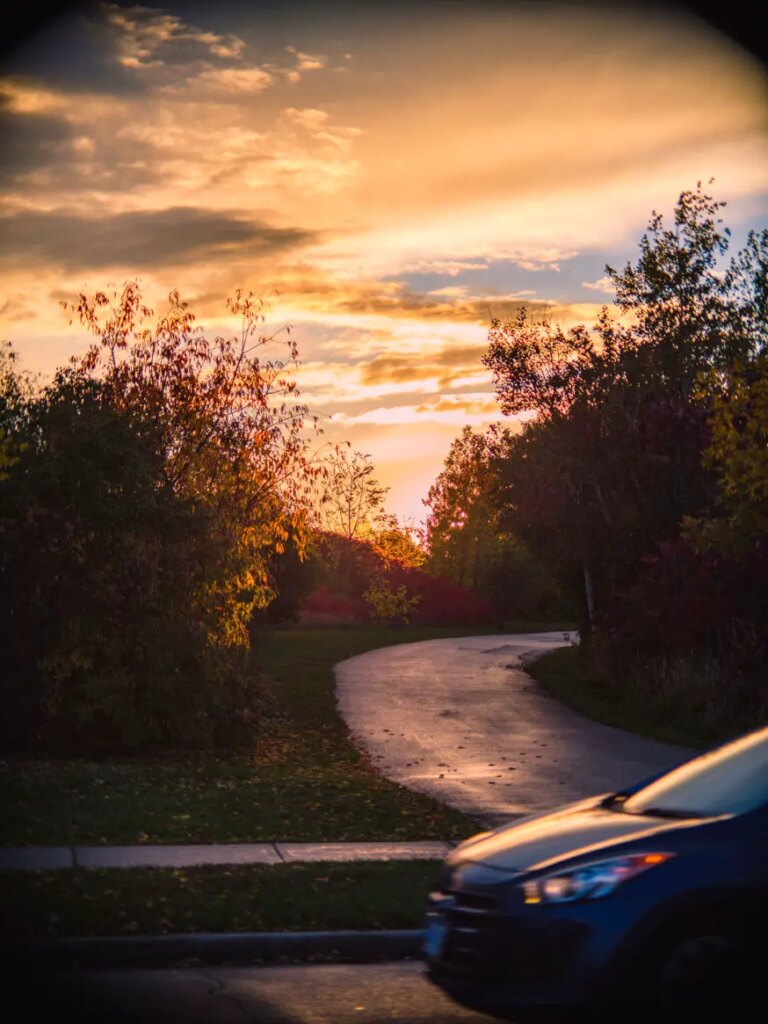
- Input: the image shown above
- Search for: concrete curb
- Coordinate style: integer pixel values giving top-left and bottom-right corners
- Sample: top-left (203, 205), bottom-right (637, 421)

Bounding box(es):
top-left (0, 841), bottom-right (455, 871)
top-left (4, 928), bottom-right (425, 968)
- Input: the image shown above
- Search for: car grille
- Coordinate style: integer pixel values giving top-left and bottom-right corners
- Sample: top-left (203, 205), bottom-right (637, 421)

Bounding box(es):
top-left (437, 887), bottom-right (501, 977)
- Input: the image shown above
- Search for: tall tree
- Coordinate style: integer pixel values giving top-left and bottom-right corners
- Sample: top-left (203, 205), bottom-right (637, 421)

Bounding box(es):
top-left (424, 425), bottom-right (561, 621)
top-left (370, 514), bottom-right (426, 568)
top-left (687, 355), bottom-right (768, 556)
top-left (0, 284), bottom-right (319, 752)
top-left (66, 283), bottom-right (318, 599)
top-left (484, 186), bottom-right (768, 637)
top-left (318, 446), bottom-right (389, 540)
top-left (424, 426), bottom-right (498, 591)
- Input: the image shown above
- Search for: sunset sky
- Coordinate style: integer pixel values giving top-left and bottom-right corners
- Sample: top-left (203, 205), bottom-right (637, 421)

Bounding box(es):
top-left (1, 1), bottom-right (767, 521)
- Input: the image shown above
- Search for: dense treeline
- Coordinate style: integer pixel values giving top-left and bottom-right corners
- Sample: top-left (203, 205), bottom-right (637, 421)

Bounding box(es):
top-left (4, 186), bottom-right (764, 753)
top-left (429, 187), bottom-right (767, 733)
top-left (423, 425), bottom-right (570, 623)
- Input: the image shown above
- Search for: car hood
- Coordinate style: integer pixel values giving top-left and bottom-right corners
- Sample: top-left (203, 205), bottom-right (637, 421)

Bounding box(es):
top-left (451, 796), bottom-right (705, 874)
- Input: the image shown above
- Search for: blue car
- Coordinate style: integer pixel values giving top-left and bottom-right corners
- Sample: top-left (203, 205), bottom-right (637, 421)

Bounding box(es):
top-left (425, 725), bottom-right (768, 1019)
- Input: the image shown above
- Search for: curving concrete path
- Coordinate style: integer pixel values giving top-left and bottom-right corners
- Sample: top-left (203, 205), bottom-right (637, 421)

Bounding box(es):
top-left (335, 633), bottom-right (692, 825)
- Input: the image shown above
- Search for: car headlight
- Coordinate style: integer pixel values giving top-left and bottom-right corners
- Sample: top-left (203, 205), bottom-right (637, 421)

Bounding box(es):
top-left (522, 852), bottom-right (674, 905)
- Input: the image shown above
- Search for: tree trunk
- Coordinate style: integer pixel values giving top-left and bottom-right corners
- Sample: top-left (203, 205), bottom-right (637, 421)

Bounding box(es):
top-left (583, 564), bottom-right (595, 627)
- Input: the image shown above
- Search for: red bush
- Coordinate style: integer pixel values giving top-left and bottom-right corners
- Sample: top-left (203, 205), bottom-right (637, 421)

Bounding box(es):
top-left (299, 586), bottom-right (369, 624)
top-left (604, 538), bottom-right (737, 654)
top-left (388, 566), bottom-right (495, 626)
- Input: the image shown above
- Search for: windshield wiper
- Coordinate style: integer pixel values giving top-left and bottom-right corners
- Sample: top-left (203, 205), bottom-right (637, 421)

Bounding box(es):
top-left (602, 795), bottom-right (713, 819)
top-left (634, 806), bottom-right (710, 820)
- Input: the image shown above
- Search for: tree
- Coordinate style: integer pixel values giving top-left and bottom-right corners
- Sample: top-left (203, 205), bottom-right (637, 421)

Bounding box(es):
top-left (318, 446), bottom-right (388, 540)
top-left (687, 355), bottom-right (768, 555)
top-left (370, 514), bottom-right (426, 567)
top-left (66, 283), bottom-right (318, 607)
top-left (484, 186), bottom-right (767, 636)
top-left (0, 370), bottom-right (237, 750)
top-left (0, 428), bottom-right (12, 481)
top-left (423, 425), bottom-right (561, 622)
top-left (0, 284), bottom-right (319, 752)
top-left (424, 426), bottom-right (498, 591)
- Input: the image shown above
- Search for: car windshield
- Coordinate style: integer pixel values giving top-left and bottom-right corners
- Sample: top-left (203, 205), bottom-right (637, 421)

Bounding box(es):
top-left (622, 727), bottom-right (768, 818)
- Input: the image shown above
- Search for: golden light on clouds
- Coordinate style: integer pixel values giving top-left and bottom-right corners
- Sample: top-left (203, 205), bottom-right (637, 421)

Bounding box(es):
top-left (1, 1), bottom-right (766, 518)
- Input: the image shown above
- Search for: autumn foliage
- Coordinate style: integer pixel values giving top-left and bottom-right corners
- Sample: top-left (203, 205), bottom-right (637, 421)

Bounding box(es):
top-left (0, 285), bottom-right (318, 752)
top-left (296, 531), bottom-right (494, 627)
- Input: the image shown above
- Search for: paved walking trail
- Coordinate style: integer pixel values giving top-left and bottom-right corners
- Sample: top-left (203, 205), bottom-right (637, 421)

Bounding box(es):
top-left (3, 633), bottom-right (694, 870)
top-left (336, 632), bottom-right (692, 825)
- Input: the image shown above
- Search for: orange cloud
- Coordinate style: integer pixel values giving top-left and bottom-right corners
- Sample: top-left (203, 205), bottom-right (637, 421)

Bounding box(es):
top-left (359, 346), bottom-right (487, 387)
top-left (330, 401), bottom-right (500, 427)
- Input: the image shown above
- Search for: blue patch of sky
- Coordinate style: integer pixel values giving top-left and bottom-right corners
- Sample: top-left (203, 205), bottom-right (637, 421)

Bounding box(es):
top-left (720, 201), bottom-right (768, 254)
top-left (389, 198), bottom-right (768, 310)
top-left (392, 251), bottom-right (630, 306)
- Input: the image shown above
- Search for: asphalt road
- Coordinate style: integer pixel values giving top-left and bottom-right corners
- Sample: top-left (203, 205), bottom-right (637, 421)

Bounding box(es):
top-left (31, 962), bottom-right (493, 1024)
top-left (336, 633), bottom-right (691, 824)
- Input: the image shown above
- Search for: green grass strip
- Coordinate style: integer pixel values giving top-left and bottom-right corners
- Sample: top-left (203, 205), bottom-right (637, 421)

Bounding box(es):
top-left (2, 626), bottom-right (515, 845)
top-left (526, 645), bottom-right (729, 749)
top-left (1, 862), bottom-right (439, 939)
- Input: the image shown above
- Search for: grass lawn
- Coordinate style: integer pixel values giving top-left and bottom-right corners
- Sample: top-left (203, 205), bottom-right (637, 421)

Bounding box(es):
top-left (0, 861), bottom-right (438, 939)
top-left (1, 624), bottom-right (567, 847)
top-left (526, 645), bottom-right (725, 750)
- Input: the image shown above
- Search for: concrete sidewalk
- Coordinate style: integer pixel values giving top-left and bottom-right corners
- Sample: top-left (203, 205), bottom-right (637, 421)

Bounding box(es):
top-left (0, 840), bottom-right (456, 871)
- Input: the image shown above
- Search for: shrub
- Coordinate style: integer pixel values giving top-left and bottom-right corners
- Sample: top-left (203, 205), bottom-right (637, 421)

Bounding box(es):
top-left (363, 577), bottom-right (420, 624)
top-left (402, 570), bottom-right (495, 626)
top-left (0, 376), bottom-right (261, 752)
top-left (0, 285), bottom-right (317, 753)
top-left (300, 587), bottom-right (369, 624)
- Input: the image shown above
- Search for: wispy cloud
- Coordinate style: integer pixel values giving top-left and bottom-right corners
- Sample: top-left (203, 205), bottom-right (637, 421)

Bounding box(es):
top-left (582, 275), bottom-right (616, 293)
top-left (359, 346), bottom-right (487, 386)
top-left (180, 65), bottom-right (273, 94)
top-left (282, 46), bottom-right (327, 83)
top-left (328, 392), bottom-right (504, 427)
top-left (104, 2), bottom-right (246, 70)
